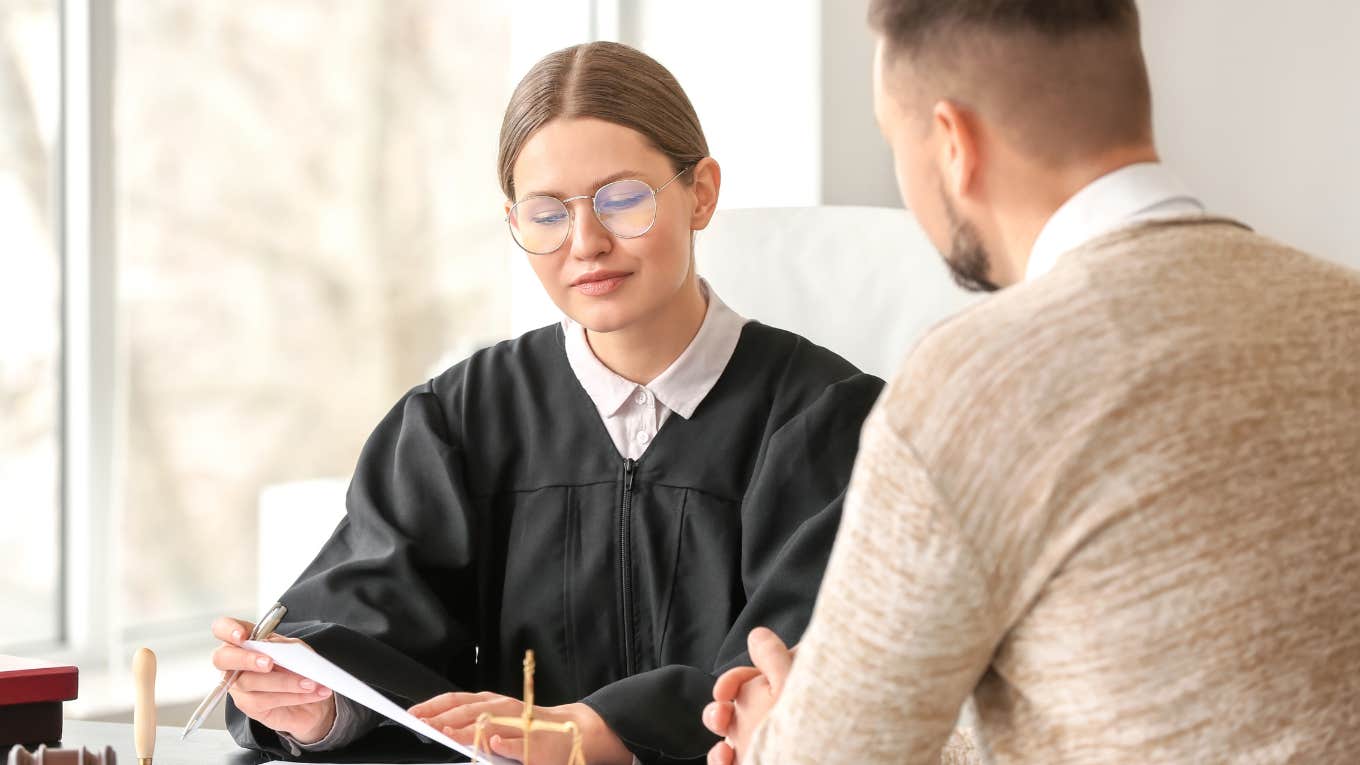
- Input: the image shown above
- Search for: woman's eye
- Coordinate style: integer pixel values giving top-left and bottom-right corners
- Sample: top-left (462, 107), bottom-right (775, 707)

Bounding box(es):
top-left (600, 194), bottom-right (646, 211)
top-left (532, 213), bottom-right (567, 225)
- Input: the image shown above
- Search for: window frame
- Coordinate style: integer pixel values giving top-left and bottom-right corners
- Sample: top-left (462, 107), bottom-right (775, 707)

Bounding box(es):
top-left (49, 0), bottom-right (118, 669)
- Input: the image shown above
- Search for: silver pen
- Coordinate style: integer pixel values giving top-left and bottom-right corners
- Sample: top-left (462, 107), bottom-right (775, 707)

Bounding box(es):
top-left (181, 601), bottom-right (288, 739)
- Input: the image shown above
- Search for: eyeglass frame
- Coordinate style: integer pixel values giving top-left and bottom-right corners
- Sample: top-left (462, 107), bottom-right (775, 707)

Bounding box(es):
top-left (505, 165), bottom-right (693, 255)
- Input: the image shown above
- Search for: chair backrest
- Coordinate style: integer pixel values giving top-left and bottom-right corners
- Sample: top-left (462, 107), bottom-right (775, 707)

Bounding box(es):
top-left (256, 479), bottom-right (349, 615)
top-left (510, 205), bottom-right (982, 379)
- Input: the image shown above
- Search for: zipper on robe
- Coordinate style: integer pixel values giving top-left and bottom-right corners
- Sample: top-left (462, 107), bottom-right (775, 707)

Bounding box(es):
top-left (618, 458), bottom-right (637, 675)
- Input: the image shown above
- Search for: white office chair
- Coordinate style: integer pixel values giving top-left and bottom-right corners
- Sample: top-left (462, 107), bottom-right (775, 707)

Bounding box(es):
top-left (259, 206), bottom-right (980, 612)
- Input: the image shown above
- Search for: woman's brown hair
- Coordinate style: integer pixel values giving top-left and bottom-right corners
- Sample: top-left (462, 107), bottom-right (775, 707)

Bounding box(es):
top-left (497, 41), bottom-right (709, 200)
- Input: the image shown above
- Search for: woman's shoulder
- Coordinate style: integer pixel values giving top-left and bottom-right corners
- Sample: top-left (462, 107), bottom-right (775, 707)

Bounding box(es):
top-left (426, 323), bottom-right (568, 394)
top-left (733, 321), bottom-right (880, 388)
top-left (378, 324), bottom-right (577, 440)
top-left (714, 321), bottom-right (884, 433)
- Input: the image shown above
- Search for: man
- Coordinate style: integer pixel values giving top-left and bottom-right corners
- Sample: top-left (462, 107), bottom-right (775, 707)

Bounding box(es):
top-left (704, 1), bottom-right (1360, 763)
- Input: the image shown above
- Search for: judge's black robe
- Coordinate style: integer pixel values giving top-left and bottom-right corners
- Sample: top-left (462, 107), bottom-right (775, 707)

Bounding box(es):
top-left (228, 321), bottom-right (884, 763)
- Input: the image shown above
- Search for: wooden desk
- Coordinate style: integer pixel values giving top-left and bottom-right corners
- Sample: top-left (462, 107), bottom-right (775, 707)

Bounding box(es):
top-left (54, 720), bottom-right (466, 763)
top-left (53, 721), bottom-right (257, 764)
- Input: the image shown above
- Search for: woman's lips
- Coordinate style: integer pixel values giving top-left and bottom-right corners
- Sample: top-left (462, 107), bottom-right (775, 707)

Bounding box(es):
top-left (572, 271), bottom-right (630, 296)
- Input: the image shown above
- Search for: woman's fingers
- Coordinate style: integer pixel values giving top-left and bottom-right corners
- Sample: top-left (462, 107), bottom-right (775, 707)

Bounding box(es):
top-left (409, 690), bottom-right (500, 717)
top-left (208, 617), bottom-right (334, 741)
top-left (210, 620), bottom-right (325, 696)
top-left (427, 697), bottom-right (525, 745)
top-left (486, 728), bottom-right (573, 763)
top-left (211, 616), bottom-right (255, 645)
top-left (211, 643), bottom-right (275, 673)
top-left (489, 733), bottom-right (526, 761)
top-left (233, 666), bottom-right (323, 694)
top-left (229, 685), bottom-right (331, 715)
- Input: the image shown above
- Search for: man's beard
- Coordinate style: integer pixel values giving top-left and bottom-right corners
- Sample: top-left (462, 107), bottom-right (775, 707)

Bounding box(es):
top-left (940, 184), bottom-right (1001, 293)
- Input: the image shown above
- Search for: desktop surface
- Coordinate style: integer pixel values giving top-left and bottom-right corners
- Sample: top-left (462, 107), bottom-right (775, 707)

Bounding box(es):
top-left (53, 720), bottom-right (468, 764)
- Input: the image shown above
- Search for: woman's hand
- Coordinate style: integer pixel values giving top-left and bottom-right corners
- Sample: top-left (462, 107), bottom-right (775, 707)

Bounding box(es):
top-left (210, 616), bottom-right (337, 744)
top-left (409, 693), bottom-right (634, 765)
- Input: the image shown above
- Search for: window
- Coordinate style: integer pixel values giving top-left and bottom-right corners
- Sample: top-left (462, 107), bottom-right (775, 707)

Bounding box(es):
top-left (0, 0), bottom-right (61, 650)
top-left (113, 1), bottom-right (513, 637)
top-left (4, 0), bottom-right (603, 717)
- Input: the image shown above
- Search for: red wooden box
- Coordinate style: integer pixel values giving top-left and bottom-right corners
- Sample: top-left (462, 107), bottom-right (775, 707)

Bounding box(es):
top-left (0, 656), bottom-right (78, 746)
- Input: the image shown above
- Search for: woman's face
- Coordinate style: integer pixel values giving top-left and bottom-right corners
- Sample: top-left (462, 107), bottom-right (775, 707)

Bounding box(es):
top-left (509, 117), bottom-right (716, 334)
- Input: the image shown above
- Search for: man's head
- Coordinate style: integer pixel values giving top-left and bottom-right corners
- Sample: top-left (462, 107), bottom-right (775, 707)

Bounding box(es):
top-left (870, 0), bottom-right (1156, 290)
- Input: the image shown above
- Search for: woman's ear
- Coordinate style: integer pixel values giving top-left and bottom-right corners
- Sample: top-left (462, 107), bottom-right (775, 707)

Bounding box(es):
top-left (689, 157), bottom-right (721, 231)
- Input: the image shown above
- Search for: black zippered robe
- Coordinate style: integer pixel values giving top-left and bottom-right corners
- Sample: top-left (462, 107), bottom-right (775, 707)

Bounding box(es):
top-left (228, 321), bottom-right (884, 764)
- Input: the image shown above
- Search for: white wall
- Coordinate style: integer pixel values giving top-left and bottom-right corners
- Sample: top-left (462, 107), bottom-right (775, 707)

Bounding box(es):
top-left (819, 0), bottom-right (901, 207)
top-left (1140, 1), bottom-right (1359, 269)
top-left (509, 1), bottom-right (595, 84)
top-left (622, 0), bottom-right (899, 209)
top-left (626, 0), bottom-right (823, 208)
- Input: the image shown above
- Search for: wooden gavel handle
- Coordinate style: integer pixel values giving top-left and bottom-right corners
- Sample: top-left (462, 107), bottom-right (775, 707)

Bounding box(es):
top-left (132, 648), bottom-right (156, 765)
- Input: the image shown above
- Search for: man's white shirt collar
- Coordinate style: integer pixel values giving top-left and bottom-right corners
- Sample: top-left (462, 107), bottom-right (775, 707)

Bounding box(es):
top-left (1026, 162), bottom-right (1205, 282)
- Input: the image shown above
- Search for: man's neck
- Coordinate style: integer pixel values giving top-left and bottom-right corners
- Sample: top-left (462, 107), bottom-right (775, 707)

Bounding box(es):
top-left (998, 144), bottom-right (1160, 285)
top-left (586, 273), bottom-right (708, 386)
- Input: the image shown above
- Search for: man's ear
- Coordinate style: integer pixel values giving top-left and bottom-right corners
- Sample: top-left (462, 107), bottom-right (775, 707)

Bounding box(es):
top-left (689, 157), bottom-right (722, 230)
top-left (932, 100), bottom-right (981, 203)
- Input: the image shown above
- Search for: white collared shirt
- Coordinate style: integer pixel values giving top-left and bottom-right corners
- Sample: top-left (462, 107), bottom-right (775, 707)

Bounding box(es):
top-left (1026, 162), bottom-right (1206, 282)
top-left (564, 279), bottom-right (750, 460)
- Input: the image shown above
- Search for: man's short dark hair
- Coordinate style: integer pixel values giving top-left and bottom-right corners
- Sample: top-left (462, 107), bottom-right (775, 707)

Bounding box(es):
top-left (869, 0), bottom-right (1141, 56)
top-left (868, 0), bottom-right (1151, 162)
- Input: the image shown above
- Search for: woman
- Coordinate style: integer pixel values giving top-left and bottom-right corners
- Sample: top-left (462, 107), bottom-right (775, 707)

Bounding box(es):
top-left (211, 41), bottom-right (882, 765)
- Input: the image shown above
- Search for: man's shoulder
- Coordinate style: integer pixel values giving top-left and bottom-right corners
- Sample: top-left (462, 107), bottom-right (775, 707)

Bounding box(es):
top-left (885, 215), bottom-right (1360, 422)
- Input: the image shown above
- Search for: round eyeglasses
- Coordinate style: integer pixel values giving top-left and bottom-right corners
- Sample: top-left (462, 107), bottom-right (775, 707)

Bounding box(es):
top-left (506, 166), bottom-right (691, 255)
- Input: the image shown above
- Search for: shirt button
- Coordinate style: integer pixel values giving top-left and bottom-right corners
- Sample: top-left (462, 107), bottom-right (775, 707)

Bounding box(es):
top-left (635, 391), bottom-right (650, 405)
top-left (635, 431), bottom-right (651, 445)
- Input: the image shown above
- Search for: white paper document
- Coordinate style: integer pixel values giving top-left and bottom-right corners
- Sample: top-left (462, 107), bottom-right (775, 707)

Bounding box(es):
top-left (244, 639), bottom-right (516, 765)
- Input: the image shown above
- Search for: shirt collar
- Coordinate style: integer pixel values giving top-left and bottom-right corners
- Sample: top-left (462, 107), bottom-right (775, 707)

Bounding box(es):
top-left (563, 278), bottom-right (749, 420)
top-left (1026, 162), bottom-right (1205, 282)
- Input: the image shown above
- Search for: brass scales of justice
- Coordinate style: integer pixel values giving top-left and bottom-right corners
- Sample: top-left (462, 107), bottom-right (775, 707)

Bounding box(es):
top-left (471, 650), bottom-right (586, 765)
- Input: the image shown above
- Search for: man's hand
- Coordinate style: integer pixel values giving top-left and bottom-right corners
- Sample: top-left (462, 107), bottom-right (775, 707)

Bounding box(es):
top-left (210, 616), bottom-right (337, 744)
top-left (703, 628), bottom-right (796, 765)
top-left (409, 694), bottom-right (634, 765)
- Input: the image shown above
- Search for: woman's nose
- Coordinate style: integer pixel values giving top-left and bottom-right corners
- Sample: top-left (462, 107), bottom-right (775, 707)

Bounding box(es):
top-left (566, 199), bottom-right (611, 260)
